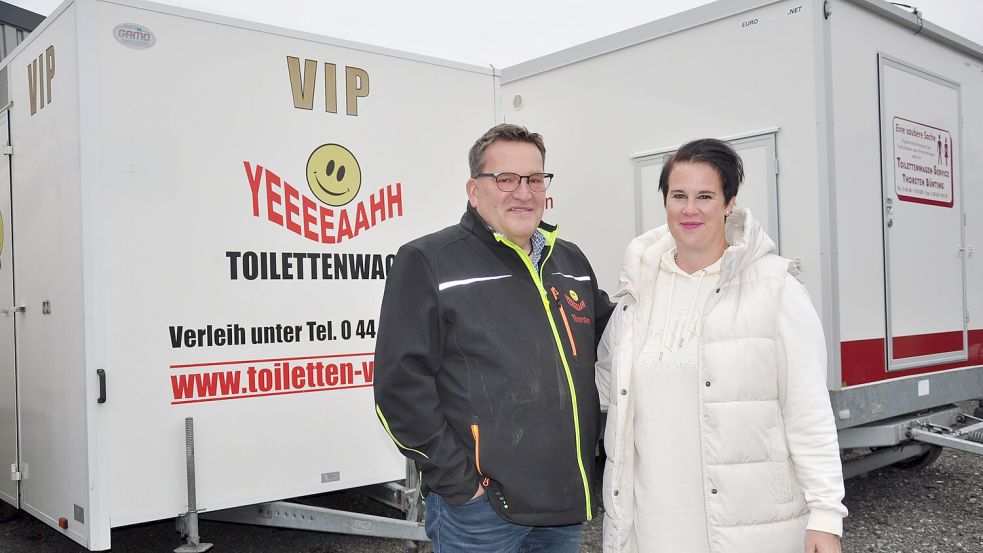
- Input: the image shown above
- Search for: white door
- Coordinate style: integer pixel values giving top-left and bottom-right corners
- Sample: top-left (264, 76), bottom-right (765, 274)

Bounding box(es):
top-left (634, 133), bottom-right (780, 251)
top-left (878, 55), bottom-right (967, 371)
top-left (0, 110), bottom-right (19, 510)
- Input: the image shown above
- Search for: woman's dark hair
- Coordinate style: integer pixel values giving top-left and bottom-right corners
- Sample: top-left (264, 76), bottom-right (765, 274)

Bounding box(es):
top-left (658, 138), bottom-right (744, 204)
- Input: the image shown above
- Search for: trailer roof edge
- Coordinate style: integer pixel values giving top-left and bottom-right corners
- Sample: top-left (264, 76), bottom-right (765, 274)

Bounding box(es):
top-left (501, 0), bottom-right (777, 84)
top-left (0, 0), bottom-right (497, 77)
top-left (105, 0), bottom-right (497, 76)
top-left (843, 0), bottom-right (983, 62)
top-left (501, 0), bottom-right (983, 83)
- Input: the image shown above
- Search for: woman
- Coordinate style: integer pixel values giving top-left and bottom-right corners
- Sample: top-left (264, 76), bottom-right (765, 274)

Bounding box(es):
top-left (596, 139), bottom-right (846, 553)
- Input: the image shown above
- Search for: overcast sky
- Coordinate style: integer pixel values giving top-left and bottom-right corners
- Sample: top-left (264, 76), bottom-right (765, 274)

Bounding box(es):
top-left (10, 0), bottom-right (983, 67)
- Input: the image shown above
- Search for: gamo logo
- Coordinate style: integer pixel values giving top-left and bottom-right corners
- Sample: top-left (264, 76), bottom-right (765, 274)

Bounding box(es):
top-left (113, 23), bottom-right (156, 50)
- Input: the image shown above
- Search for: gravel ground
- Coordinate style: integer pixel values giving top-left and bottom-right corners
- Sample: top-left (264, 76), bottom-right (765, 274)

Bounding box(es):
top-left (2, 438), bottom-right (981, 552)
top-left (841, 447), bottom-right (982, 553)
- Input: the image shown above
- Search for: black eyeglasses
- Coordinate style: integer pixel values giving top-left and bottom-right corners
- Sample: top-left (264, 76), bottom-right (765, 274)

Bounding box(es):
top-left (473, 172), bottom-right (554, 193)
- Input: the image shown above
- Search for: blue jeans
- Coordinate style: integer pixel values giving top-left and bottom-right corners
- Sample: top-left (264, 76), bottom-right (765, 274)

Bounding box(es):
top-left (424, 492), bottom-right (583, 553)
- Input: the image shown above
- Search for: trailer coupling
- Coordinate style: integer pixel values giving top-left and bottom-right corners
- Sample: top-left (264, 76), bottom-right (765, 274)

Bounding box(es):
top-left (838, 405), bottom-right (982, 478)
top-left (906, 414), bottom-right (983, 456)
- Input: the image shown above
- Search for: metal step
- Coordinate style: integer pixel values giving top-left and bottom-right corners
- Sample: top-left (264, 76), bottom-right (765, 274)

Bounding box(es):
top-left (200, 500), bottom-right (427, 541)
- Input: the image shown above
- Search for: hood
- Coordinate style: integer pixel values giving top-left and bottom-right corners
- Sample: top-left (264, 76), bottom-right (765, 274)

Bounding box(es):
top-left (615, 207), bottom-right (776, 299)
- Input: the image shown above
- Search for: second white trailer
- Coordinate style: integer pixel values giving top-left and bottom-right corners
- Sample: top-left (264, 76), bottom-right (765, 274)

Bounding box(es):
top-left (500, 0), bottom-right (983, 464)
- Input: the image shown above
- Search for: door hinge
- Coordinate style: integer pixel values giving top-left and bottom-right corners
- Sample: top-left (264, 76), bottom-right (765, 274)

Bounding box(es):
top-left (10, 463), bottom-right (22, 481)
top-left (1, 145), bottom-right (12, 156)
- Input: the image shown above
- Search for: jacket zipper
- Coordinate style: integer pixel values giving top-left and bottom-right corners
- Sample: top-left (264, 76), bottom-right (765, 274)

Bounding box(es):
top-left (494, 232), bottom-right (593, 521)
top-left (550, 286), bottom-right (578, 357)
top-left (470, 422), bottom-right (490, 488)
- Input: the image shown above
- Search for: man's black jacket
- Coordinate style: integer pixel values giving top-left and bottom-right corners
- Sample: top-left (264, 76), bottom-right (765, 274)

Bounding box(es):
top-left (374, 205), bottom-right (614, 526)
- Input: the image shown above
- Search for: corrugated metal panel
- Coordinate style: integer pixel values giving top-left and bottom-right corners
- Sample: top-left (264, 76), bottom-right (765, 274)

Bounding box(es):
top-left (2, 24), bottom-right (20, 60)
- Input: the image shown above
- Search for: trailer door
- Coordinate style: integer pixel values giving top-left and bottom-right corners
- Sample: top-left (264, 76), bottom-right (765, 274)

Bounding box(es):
top-left (878, 55), bottom-right (967, 371)
top-left (0, 109), bottom-right (19, 510)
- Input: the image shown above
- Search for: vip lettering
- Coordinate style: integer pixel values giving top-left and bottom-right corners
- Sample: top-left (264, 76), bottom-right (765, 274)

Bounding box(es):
top-left (28, 45), bottom-right (55, 115)
top-left (286, 56), bottom-right (369, 116)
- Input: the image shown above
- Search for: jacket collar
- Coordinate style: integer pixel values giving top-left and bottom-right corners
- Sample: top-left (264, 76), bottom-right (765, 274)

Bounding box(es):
top-left (460, 202), bottom-right (558, 246)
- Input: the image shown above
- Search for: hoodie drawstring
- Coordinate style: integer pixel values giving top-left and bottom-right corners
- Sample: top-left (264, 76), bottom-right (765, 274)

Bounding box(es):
top-left (659, 269), bottom-right (707, 359)
top-left (658, 273), bottom-right (676, 360)
top-left (680, 270), bottom-right (707, 347)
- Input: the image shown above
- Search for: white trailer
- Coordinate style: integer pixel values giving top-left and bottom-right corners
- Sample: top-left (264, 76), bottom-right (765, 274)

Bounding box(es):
top-left (500, 0), bottom-right (983, 473)
top-left (0, 0), bottom-right (498, 549)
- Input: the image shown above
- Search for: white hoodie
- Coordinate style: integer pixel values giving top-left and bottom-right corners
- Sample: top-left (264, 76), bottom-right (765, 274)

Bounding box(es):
top-left (596, 208), bottom-right (846, 553)
top-left (632, 251), bottom-right (718, 552)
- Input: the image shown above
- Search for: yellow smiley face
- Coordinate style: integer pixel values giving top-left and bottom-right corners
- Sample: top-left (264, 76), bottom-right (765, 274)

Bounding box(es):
top-left (306, 144), bottom-right (362, 206)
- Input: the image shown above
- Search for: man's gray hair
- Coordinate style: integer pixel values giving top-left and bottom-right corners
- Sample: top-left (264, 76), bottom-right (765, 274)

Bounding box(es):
top-left (468, 123), bottom-right (546, 177)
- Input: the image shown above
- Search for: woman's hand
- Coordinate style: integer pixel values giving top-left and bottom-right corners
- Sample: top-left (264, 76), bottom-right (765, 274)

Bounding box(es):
top-left (805, 529), bottom-right (841, 553)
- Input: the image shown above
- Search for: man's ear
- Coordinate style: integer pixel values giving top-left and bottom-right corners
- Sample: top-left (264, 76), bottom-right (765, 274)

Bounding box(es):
top-left (467, 179), bottom-right (479, 208)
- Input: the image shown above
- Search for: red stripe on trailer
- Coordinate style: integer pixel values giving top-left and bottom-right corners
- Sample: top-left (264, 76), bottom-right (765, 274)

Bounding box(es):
top-left (841, 329), bottom-right (983, 386)
top-left (893, 331), bottom-right (965, 359)
top-left (896, 193), bottom-right (955, 208)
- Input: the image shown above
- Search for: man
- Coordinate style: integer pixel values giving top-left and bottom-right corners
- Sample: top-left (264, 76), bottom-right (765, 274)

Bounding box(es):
top-left (374, 123), bottom-right (613, 552)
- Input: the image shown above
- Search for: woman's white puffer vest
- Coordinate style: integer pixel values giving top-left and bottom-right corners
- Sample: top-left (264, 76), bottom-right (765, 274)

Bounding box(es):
top-left (596, 208), bottom-right (846, 553)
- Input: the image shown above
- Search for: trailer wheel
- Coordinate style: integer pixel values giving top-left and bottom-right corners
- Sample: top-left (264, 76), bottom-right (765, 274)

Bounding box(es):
top-left (0, 500), bottom-right (18, 523)
top-left (891, 445), bottom-right (944, 470)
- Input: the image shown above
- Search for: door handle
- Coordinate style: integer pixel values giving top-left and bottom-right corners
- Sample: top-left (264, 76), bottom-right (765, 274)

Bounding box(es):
top-left (97, 369), bottom-right (107, 404)
top-left (1, 305), bottom-right (25, 316)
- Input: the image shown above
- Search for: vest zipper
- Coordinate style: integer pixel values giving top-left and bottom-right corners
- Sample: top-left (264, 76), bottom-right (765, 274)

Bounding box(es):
top-left (697, 280), bottom-right (724, 551)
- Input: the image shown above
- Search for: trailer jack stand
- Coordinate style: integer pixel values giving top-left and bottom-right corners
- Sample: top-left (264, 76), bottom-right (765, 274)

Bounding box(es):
top-left (175, 417), bottom-right (213, 553)
top-left (175, 512), bottom-right (212, 553)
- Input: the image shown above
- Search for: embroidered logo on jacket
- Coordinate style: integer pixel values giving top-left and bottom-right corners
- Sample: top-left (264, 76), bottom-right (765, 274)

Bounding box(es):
top-left (565, 290), bottom-right (586, 312)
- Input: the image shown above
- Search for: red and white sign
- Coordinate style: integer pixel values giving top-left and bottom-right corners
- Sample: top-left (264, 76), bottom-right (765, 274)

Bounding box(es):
top-left (892, 116), bottom-right (954, 207)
